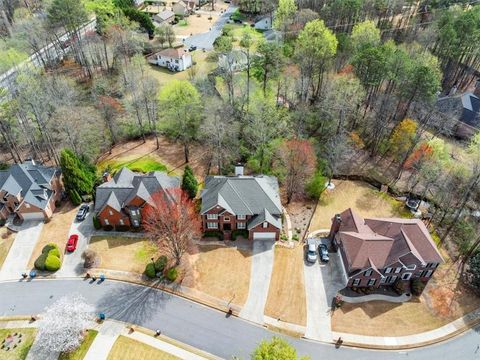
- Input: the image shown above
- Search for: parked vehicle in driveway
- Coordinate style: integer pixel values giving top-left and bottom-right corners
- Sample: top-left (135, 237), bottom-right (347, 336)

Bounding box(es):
top-left (306, 243), bottom-right (318, 263)
top-left (319, 244), bottom-right (329, 262)
top-left (66, 234), bottom-right (79, 252)
top-left (76, 204), bottom-right (89, 221)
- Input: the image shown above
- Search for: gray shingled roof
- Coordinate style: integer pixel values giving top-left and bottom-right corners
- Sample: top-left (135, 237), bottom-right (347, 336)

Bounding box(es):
top-left (200, 175), bottom-right (282, 216)
top-left (94, 168), bottom-right (180, 213)
top-left (0, 160), bottom-right (59, 211)
top-left (247, 208), bottom-right (281, 230)
top-left (437, 92), bottom-right (480, 128)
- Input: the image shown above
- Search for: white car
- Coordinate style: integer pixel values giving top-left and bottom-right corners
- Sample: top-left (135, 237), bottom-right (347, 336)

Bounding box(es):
top-left (306, 243), bottom-right (318, 263)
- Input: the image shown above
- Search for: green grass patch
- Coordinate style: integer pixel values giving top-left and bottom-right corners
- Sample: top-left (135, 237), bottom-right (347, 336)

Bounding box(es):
top-left (178, 19), bottom-right (188, 26)
top-left (99, 156), bottom-right (168, 174)
top-left (430, 229), bottom-right (441, 246)
top-left (59, 330), bottom-right (98, 360)
top-left (134, 241), bottom-right (158, 263)
top-left (0, 328), bottom-right (36, 360)
top-left (376, 191), bottom-right (414, 219)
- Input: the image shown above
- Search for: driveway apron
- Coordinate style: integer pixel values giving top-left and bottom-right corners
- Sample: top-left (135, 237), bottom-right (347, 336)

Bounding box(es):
top-left (0, 221), bottom-right (43, 280)
top-left (239, 240), bottom-right (275, 324)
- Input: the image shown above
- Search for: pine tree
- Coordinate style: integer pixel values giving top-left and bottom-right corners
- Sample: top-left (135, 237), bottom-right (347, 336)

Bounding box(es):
top-left (59, 149), bottom-right (95, 201)
top-left (181, 165), bottom-right (198, 199)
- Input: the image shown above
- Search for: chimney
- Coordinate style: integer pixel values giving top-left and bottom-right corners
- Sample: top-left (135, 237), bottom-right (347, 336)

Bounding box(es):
top-left (234, 163), bottom-right (244, 176)
top-left (103, 171), bottom-right (112, 183)
top-left (474, 79), bottom-right (480, 97)
top-left (328, 214), bottom-right (342, 241)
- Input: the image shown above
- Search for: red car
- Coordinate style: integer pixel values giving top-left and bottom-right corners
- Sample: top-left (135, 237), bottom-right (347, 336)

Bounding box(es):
top-left (66, 234), bottom-right (79, 252)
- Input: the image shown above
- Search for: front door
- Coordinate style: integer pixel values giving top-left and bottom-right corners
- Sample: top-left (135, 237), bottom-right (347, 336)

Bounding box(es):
top-left (223, 223), bottom-right (231, 231)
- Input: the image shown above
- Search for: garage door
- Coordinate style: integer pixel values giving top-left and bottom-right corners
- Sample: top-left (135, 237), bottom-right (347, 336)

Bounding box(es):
top-left (253, 232), bottom-right (276, 240)
top-left (21, 212), bottom-right (44, 220)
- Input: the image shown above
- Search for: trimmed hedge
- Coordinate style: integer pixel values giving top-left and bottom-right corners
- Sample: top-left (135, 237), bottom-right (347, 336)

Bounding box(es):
top-left (166, 267), bottom-right (178, 282)
top-left (231, 230), bottom-right (248, 240)
top-left (145, 263), bottom-right (156, 278)
top-left (34, 253), bottom-right (48, 270)
top-left (115, 225), bottom-right (130, 232)
top-left (45, 254), bottom-right (61, 271)
top-left (103, 225), bottom-right (113, 231)
top-left (203, 231), bottom-right (224, 240)
top-left (48, 247), bottom-right (61, 258)
top-left (411, 278), bottom-right (426, 296)
top-left (92, 215), bottom-right (102, 230)
top-left (155, 256), bottom-right (168, 273)
top-left (42, 243), bottom-right (59, 254)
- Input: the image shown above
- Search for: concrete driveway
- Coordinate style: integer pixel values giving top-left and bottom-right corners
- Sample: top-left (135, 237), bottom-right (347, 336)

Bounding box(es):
top-left (239, 240), bottom-right (275, 324)
top-left (303, 237), bottom-right (345, 342)
top-left (56, 204), bottom-right (94, 277)
top-left (184, 6), bottom-right (237, 50)
top-left (0, 221), bottom-right (44, 280)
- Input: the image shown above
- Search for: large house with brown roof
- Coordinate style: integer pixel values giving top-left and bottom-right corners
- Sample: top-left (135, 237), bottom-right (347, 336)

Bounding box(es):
top-left (329, 208), bottom-right (443, 288)
top-left (0, 160), bottom-right (62, 222)
top-left (94, 168), bottom-right (180, 230)
top-left (147, 48), bottom-right (192, 72)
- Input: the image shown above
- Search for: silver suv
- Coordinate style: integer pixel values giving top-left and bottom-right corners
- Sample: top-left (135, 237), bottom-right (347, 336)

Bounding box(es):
top-left (306, 243), bottom-right (318, 263)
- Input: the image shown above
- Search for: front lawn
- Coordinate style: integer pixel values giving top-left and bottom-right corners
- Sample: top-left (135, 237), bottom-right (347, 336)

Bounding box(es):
top-left (0, 227), bottom-right (15, 269)
top-left (107, 336), bottom-right (179, 360)
top-left (98, 155), bottom-right (168, 174)
top-left (0, 328), bottom-right (36, 360)
top-left (264, 246), bottom-right (307, 325)
top-left (88, 236), bottom-right (157, 274)
top-left (58, 330), bottom-right (98, 360)
top-left (28, 201), bottom-right (77, 269)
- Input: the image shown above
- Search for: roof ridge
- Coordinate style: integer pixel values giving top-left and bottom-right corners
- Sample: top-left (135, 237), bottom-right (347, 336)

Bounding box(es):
top-left (251, 177), bottom-right (282, 214)
top-left (225, 179), bottom-right (253, 214)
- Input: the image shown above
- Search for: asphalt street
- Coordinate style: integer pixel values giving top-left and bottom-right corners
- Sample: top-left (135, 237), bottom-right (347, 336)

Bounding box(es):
top-left (0, 279), bottom-right (479, 359)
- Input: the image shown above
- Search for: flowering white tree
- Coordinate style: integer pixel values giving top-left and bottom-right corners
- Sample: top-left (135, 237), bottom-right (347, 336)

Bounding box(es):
top-left (36, 293), bottom-right (94, 353)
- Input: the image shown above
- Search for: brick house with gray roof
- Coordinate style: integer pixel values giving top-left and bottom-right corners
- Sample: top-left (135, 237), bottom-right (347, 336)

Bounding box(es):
top-left (94, 167), bottom-right (180, 229)
top-left (330, 208), bottom-right (443, 288)
top-left (0, 160), bottom-right (62, 222)
top-left (200, 166), bottom-right (282, 241)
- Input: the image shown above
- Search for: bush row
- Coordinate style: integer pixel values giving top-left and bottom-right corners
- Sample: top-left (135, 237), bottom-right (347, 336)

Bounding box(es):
top-left (34, 243), bottom-right (62, 271)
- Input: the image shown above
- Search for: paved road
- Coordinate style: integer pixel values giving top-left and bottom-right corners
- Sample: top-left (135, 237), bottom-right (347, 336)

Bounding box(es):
top-left (240, 240), bottom-right (275, 324)
top-left (0, 221), bottom-right (43, 280)
top-left (184, 6), bottom-right (237, 50)
top-left (0, 279), bottom-right (479, 359)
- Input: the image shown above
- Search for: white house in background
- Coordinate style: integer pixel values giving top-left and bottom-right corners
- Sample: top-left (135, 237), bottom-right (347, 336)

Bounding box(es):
top-left (255, 16), bottom-right (272, 30)
top-left (147, 48), bottom-right (192, 72)
top-left (173, 0), bottom-right (193, 16)
top-left (218, 50), bottom-right (248, 72)
top-left (153, 9), bottom-right (175, 24)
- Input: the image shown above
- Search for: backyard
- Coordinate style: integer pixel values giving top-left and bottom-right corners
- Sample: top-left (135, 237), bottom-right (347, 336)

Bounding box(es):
top-left (264, 246), bottom-right (307, 326)
top-left (0, 227), bottom-right (15, 269)
top-left (107, 336), bottom-right (179, 360)
top-left (173, 13), bottom-right (219, 36)
top-left (88, 236), bottom-right (157, 274)
top-left (0, 327), bottom-right (36, 360)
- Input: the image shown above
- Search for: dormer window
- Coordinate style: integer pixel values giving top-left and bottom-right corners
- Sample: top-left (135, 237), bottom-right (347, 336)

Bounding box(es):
top-left (263, 222), bottom-right (268, 228)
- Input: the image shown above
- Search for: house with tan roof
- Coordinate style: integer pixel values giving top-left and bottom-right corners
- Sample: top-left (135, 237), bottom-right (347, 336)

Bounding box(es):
top-left (329, 208), bottom-right (443, 288)
top-left (147, 47), bottom-right (192, 72)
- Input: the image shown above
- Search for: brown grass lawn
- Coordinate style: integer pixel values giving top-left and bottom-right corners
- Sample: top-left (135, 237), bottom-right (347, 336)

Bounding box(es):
top-left (88, 236), bottom-right (157, 274)
top-left (173, 14), bottom-right (219, 36)
top-left (0, 227), bottom-right (15, 269)
top-left (107, 336), bottom-right (179, 360)
top-left (96, 136), bottom-right (209, 181)
top-left (264, 246), bottom-right (307, 326)
top-left (309, 180), bottom-right (406, 232)
top-left (28, 201), bottom-right (77, 269)
top-left (186, 245), bottom-right (251, 306)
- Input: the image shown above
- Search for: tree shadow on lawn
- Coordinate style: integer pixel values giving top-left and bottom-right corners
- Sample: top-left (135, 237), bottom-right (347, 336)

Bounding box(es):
top-left (96, 280), bottom-right (171, 325)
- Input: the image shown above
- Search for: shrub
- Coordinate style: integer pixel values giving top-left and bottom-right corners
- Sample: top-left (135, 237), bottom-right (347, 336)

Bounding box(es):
top-left (48, 247), bottom-right (61, 258)
top-left (306, 170), bottom-right (327, 199)
top-left (115, 225), bottom-right (130, 232)
top-left (154, 256), bottom-right (168, 273)
top-left (34, 253), bottom-right (48, 270)
top-left (54, 200), bottom-right (61, 208)
top-left (292, 234), bottom-right (299, 241)
top-left (231, 230), bottom-right (248, 240)
top-left (0, 218), bottom-right (5, 227)
top-left (82, 249), bottom-right (99, 269)
top-left (42, 243), bottom-right (59, 254)
top-left (203, 230), bottom-right (223, 240)
top-left (393, 279), bottom-right (407, 295)
top-left (69, 189), bottom-right (82, 206)
top-left (45, 254), bottom-right (61, 271)
top-left (103, 225), bottom-right (113, 231)
top-left (145, 263), bottom-right (156, 278)
top-left (166, 267), bottom-right (178, 282)
top-left (181, 165), bottom-right (198, 199)
top-left (411, 278), bottom-right (426, 296)
top-left (92, 215), bottom-right (102, 230)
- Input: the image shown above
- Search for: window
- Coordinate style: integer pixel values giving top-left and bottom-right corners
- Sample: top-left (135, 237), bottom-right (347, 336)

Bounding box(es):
top-left (237, 215), bottom-right (246, 220)
top-left (402, 273), bottom-right (412, 281)
top-left (427, 263), bottom-right (437, 269)
top-left (207, 214), bottom-right (218, 220)
top-left (364, 269), bottom-right (372, 277)
top-left (109, 210), bottom-right (113, 216)
top-left (405, 264), bottom-right (416, 270)
top-left (119, 219), bottom-right (124, 225)
top-left (421, 270), bottom-right (433, 278)
top-left (352, 279), bottom-right (361, 286)
top-left (367, 279), bottom-right (376, 286)
top-left (394, 267), bottom-right (401, 274)
top-left (385, 267), bottom-right (392, 274)
top-left (133, 220), bottom-right (139, 227)
top-left (25, 203), bottom-right (30, 209)
top-left (224, 216), bottom-right (230, 222)
top-left (263, 222), bottom-right (268, 228)
top-left (237, 222), bottom-right (246, 229)
top-left (207, 222), bottom-right (218, 229)
top-left (175, 59), bottom-right (179, 63)
top-left (386, 275), bottom-right (397, 284)
top-left (104, 219), bottom-right (110, 225)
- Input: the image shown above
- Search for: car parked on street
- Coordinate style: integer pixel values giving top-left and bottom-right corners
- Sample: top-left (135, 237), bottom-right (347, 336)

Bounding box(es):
top-left (319, 243), bottom-right (329, 262)
top-left (66, 234), bottom-right (79, 252)
top-left (306, 243), bottom-right (318, 263)
top-left (76, 204), bottom-right (89, 221)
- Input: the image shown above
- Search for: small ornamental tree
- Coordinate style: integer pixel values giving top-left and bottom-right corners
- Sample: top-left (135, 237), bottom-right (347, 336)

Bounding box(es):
top-left (467, 252), bottom-right (480, 291)
top-left (252, 337), bottom-right (310, 360)
top-left (389, 118), bottom-right (418, 160)
top-left (36, 294), bottom-right (94, 353)
top-left (181, 165), bottom-right (198, 199)
top-left (143, 189), bottom-right (200, 266)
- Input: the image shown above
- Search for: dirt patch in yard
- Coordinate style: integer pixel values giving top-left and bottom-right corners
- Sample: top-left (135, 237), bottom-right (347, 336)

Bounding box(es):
top-left (88, 236), bottom-right (157, 274)
top-left (0, 227), bottom-right (15, 269)
top-left (285, 200), bottom-right (316, 241)
top-left (185, 244), bottom-right (252, 307)
top-left (28, 201), bottom-right (77, 268)
top-left (173, 14), bottom-right (219, 36)
top-left (309, 180), bottom-right (404, 232)
top-left (107, 336), bottom-right (179, 360)
top-left (264, 246), bottom-right (307, 326)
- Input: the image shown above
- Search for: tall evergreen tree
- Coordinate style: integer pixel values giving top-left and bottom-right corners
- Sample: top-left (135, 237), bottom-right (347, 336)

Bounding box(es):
top-left (181, 165), bottom-right (198, 199)
top-left (60, 149), bottom-right (96, 202)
